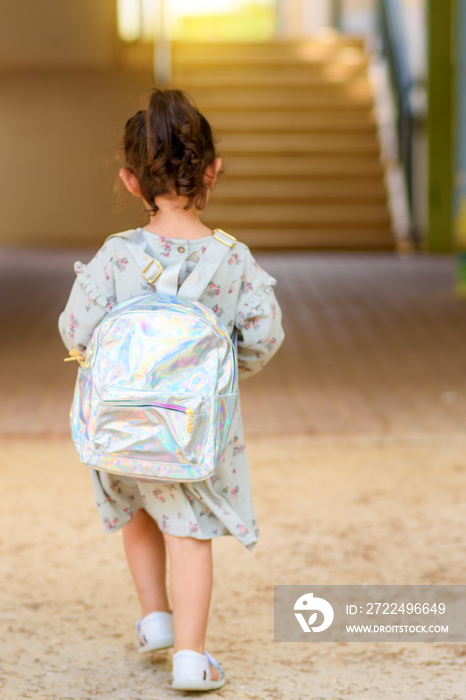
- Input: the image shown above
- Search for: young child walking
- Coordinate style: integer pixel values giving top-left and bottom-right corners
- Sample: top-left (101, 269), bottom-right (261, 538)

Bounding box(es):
top-left (59, 87), bottom-right (284, 692)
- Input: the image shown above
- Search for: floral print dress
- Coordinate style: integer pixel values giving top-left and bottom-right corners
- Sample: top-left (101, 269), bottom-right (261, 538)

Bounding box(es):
top-left (59, 227), bottom-right (285, 550)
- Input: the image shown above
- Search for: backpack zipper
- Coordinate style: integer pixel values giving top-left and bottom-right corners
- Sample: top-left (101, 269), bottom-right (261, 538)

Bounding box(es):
top-left (102, 399), bottom-right (195, 434)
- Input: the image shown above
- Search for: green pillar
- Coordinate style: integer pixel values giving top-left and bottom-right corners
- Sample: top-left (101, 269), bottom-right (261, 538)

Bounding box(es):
top-left (454, 0), bottom-right (466, 294)
top-left (427, 0), bottom-right (454, 252)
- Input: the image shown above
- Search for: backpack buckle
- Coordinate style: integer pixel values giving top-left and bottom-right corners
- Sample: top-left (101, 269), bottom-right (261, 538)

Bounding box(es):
top-left (213, 229), bottom-right (236, 248)
top-left (143, 259), bottom-right (163, 284)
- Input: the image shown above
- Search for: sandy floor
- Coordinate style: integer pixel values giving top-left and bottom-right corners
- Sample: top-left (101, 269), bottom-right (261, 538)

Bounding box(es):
top-left (2, 435), bottom-right (466, 699)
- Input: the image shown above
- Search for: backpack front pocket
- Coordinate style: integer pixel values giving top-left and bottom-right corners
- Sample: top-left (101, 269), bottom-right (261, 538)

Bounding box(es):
top-left (89, 390), bottom-right (210, 479)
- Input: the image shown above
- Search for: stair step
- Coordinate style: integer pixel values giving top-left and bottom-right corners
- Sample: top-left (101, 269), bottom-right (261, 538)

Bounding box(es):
top-left (174, 71), bottom-right (370, 89)
top-left (174, 62), bottom-right (369, 83)
top-left (226, 156), bottom-right (384, 178)
top-left (173, 37), bottom-right (366, 50)
top-left (205, 203), bottom-right (391, 226)
top-left (206, 229), bottom-right (395, 250)
top-left (212, 179), bottom-right (387, 202)
top-left (205, 110), bottom-right (376, 132)
top-left (173, 52), bottom-right (366, 68)
top-left (219, 132), bottom-right (380, 155)
top-left (172, 39), bottom-right (366, 65)
top-left (194, 88), bottom-right (373, 110)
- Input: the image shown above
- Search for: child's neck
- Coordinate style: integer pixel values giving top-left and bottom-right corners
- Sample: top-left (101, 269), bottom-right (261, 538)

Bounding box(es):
top-left (141, 197), bottom-right (212, 241)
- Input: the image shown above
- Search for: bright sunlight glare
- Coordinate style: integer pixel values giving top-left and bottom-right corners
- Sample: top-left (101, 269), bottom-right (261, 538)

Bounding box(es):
top-left (172, 0), bottom-right (246, 15)
top-left (117, 0), bottom-right (276, 42)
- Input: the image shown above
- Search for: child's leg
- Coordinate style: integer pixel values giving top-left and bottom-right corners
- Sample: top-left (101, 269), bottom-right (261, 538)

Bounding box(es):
top-left (163, 533), bottom-right (219, 680)
top-left (122, 508), bottom-right (170, 616)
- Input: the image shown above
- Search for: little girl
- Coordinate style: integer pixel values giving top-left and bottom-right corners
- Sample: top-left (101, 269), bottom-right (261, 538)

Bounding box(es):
top-left (59, 87), bottom-right (284, 692)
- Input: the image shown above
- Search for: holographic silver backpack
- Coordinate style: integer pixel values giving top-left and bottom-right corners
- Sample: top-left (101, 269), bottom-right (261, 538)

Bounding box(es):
top-left (67, 229), bottom-right (238, 482)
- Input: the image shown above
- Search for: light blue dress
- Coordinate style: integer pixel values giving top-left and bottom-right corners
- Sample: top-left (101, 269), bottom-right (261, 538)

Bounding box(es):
top-left (59, 228), bottom-right (285, 550)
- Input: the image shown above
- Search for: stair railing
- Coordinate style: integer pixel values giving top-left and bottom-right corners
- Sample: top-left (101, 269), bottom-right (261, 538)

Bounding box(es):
top-left (378, 0), bottom-right (416, 242)
top-left (331, 0), bottom-right (418, 244)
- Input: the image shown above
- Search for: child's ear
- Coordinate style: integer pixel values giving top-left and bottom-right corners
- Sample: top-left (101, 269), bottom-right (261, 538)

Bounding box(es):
top-left (204, 158), bottom-right (222, 189)
top-left (119, 167), bottom-right (142, 197)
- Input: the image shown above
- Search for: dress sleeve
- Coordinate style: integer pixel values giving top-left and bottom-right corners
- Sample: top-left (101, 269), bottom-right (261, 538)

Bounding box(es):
top-left (235, 251), bottom-right (285, 380)
top-left (58, 243), bottom-right (117, 352)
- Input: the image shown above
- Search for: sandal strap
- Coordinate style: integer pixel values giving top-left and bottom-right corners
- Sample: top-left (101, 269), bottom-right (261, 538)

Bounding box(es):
top-left (204, 651), bottom-right (224, 680)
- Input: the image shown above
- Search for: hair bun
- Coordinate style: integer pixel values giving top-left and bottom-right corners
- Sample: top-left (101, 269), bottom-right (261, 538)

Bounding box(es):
top-left (122, 88), bottom-right (218, 214)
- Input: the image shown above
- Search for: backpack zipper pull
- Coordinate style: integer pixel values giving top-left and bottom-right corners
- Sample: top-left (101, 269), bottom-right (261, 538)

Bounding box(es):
top-left (186, 409), bottom-right (194, 434)
top-left (64, 348), bottom-right (86, 368)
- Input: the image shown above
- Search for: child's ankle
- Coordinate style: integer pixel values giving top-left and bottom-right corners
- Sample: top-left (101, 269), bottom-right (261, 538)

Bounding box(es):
top-left (141, 606), bottom-right (170, 617)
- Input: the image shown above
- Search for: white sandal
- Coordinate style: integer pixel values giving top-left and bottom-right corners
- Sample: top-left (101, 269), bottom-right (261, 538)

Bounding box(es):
top-left (172, 649), bottom-right (225, 691)
top-left (137, 611), bottom-right (174, 653)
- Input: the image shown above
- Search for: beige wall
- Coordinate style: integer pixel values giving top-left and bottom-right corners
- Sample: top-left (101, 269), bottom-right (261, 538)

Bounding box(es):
top-left (0, 0), bottom-right (116, 68)
top-left (1, 71), bottom-right (154, 247)
top-left (0, 1), bottom-right (157, 247)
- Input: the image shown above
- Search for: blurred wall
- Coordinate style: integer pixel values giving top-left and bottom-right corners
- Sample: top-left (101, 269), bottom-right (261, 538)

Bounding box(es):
top-left (278, 0), bottom-right (330, 35)
top-left (0, 0), bottom-right (153, 247)
top-left (277, 0), bottom-right (378, 35)
top-left (0, 0), bottom-right (115, 68)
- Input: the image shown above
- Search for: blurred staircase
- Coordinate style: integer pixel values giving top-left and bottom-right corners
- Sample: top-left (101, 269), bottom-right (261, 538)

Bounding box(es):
top-left (171, 37), bottom-right (395, 250)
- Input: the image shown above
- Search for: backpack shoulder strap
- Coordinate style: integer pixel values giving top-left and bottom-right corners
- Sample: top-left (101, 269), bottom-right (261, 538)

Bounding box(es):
top-left (107, 229), bottom-right (164, 285)
top-left (176, 229), bottom-right (236, 301)
top-left (109, 228), bottom-right (236, 302)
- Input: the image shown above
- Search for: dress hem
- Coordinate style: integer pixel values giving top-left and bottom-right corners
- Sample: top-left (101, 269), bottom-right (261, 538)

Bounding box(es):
top-left (101, 504), bottom-right (259, 550)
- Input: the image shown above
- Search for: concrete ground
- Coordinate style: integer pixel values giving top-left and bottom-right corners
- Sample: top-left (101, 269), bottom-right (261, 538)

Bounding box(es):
top-left (2, 249), bottom-right (466, 699)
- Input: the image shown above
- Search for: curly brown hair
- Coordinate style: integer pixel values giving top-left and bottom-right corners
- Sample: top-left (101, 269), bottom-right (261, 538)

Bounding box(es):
top-left (122, 88), bottom-right (219, 214)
